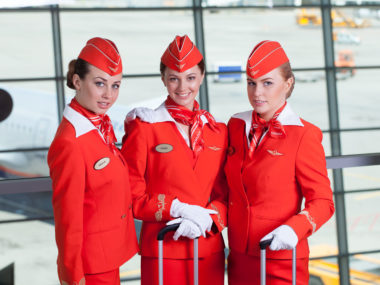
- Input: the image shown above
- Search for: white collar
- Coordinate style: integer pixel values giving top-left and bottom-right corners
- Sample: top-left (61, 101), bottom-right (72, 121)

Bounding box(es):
top-left (277, 104), bottom-right (304, 127)
top-left (63, 105), bottom-right (102, 139)
top-left (231, 103), bottom-right (303, 140)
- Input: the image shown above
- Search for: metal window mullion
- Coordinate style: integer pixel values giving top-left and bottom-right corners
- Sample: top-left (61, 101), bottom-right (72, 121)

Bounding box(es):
top-left (321, 1), bottom-right (350, 284)
top-left (192, 0), bottom-right (209, 111)
top-left (51, 4), bottom-right (65, 122)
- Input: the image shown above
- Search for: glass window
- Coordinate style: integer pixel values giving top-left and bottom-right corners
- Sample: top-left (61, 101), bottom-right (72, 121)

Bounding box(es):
top-left (332, 7), bottom-right (380, 67)
top-left (207, 74), bottom-right (248, 123)
top-left (60, 11), bottom-right (195, 75)
top-left (309, 257), bottom-right (340, 285)
top-left (341, 130), bottom-right (380, 155)
top-left (337, 69), bottom-right (380, 129)
top-left (0, 12), bottom-right (54, 78)
top-left (292, 71), bottom-right (329, 130)
top-left (323, 132), bottom-right (332, 156)
top-left (349, 252), bottom-right (380, 283)
top-left (60, 0), bottom-right (192, 8)
top-left (0, 191), bottom-right (52, 220)
top-left (0, 212), bottom-right (56, 284)
top-left (0, 150), bottom-right (49, 179)
top-left (346, 191), bottom-right (380, 252)
top-left (203, 8), bottom-right (325, 72)
top-left (0, 81), bottom-right (58, 150)
top-left (343, 165), bottom-right (380, 191)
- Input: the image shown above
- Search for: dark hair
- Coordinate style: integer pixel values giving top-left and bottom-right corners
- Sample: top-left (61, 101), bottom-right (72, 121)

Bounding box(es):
top-left (160, 59), bottom-right (206, 76)
top-left (66, 58), bottom-right (90, 90)
top-left (279, 62), bottom-right (295, 98)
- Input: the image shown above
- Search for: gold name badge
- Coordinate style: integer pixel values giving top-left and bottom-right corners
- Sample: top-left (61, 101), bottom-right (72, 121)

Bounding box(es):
top-left (94, 157), bottom-right (110, 170)
top-left (155, 144), bottom-right (173, 153)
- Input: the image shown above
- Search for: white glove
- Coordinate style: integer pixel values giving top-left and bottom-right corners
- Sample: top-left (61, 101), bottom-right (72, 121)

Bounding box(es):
top-left (167, 218), bottom-right (202, 241)
top-left (125, 107), bottom-right (155, 124)
top-left (170, 199), bottom-right (217, 237)
top-left (260, 225), bottom-right (298, 251)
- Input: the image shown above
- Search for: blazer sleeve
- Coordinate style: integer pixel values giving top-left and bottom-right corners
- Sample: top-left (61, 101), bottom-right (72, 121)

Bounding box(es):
top-left (284, 126), bottom-right (335, 241)
top-left (207, 168), bottom-right (228, 234)
top-left (121, 119), bottom-right (175, 222)
top-left (48, 137), bottom-right (85, 285)
top-left (207, 126), bottom-right (229, 234)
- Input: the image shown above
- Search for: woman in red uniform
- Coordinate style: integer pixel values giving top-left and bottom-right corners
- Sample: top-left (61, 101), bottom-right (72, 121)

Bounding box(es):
top-left (48, 37), bottom-right (138, 285)
top-left (225, 40), bottom-right (335, 284)
top-left (121, 35), bottom-right (228, 285)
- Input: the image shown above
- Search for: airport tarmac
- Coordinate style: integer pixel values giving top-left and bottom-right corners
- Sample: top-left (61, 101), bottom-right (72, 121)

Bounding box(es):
top-left (1, 6), bottom-right (380, 284)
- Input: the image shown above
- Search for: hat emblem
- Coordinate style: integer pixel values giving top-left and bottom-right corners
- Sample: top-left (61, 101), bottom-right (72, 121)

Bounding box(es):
top-left (250, 69), bottom-right (259, 77)
top-left (175, 63), bottom-right (186, 70)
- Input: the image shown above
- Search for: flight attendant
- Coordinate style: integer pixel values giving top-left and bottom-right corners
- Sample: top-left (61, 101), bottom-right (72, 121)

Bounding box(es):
top-left (48, 37), bottom-right (138, 285)
top-left (121, 35), bottom-right (228, 285)
top-left (225, 40), bottom-right (335, 284)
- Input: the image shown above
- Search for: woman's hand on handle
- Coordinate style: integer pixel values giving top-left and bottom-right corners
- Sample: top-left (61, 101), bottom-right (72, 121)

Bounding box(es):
top-left (167, 218), bottom-right (202, 240)
top-left (170, 198), bottom-right (217, 237)
top-left (260, 225), bottom-right (298, 250)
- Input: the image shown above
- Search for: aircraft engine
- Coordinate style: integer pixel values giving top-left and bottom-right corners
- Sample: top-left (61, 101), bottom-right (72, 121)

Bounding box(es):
top-left (0, 88), bottom-right (13, 122)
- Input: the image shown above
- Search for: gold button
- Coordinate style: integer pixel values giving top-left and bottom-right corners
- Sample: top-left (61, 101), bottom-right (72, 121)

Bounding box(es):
top-left (121, 214), bottom-right (126, 219)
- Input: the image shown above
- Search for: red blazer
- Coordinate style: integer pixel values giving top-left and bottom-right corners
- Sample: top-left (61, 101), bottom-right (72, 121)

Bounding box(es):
top-left (225, 104), bottom-right (335, 259)
top-left (48, 106), bottom-right (138, 285)
top-left (121, 104), bottom-right (228, 259)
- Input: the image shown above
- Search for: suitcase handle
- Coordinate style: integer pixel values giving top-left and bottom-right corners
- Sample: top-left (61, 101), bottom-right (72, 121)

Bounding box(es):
top-left (157, 223), bottom-right (180, 241)
top-left (157, 223), bottom-right (199, 285)
top-left (259, 237), bottom-right (274, 250)
top-left (259, 237), bottom-right (296, 285)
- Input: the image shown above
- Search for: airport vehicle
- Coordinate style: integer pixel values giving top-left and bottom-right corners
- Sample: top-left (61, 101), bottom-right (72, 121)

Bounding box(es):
top-left (212, 62), bottom-right (242, 83)
top-left (333, 31), bottom-right (361, 45)
top-left (297, 49), bottom-right (355, 82)
top-left (296, 8), bottom-right (371, 28)
top-left (296, 8), bottom-right (322, 26)
top-left (335, 49), bottom-right (356, 78)
top-left (331, 9), bottom-right (371, 28)
top-left (0, 85), bottom-right (164, 178)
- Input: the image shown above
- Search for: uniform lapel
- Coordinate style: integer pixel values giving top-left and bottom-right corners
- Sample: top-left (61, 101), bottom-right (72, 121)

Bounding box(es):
top-left (226, 117), bottom-right (250, 202)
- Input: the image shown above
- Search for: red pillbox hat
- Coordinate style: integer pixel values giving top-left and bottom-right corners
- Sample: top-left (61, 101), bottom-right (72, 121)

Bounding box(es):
top-left (78, 37), bottom-right (122, 76)
top-left (161, 35), bottom-right (203, 72)
top-left (246, 40), bottom-right (289, 79)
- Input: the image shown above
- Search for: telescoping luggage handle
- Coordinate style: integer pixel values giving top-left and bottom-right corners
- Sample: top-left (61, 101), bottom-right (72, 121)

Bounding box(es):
top-left (259, 238), bottom-right (296, 285)
top-left (157, 224), bottom-right (199, 285)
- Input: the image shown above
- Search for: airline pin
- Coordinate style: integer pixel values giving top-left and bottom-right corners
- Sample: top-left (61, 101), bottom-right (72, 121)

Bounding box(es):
top-left (94, 157), bottom-right (110, 170)
top-left (267, 149), bottom-right (284, 156)
top-left (155, 144), bottom-right (173, 153)
top-left (208, 146), bottom-right (222, 151)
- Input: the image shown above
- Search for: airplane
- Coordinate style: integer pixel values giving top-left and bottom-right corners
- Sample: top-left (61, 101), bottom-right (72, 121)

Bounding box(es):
top-left (0, 84), bottom-right (165, 179)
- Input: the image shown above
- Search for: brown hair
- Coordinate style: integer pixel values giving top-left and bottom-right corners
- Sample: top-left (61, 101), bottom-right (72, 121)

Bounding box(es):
top-left (66, 58), bottom-right (90, 89)
top-left (279, 62), bottom-right (295, 98)
top-left (160, 59), bottom-right (206, 76)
